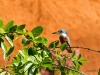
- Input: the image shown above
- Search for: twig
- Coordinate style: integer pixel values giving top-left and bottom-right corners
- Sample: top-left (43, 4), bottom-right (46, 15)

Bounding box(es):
top-left (50, 50), bottom-right (85, 75)
top-left (56, 46), bottom-right (100, 53)
top-left (65, 66), bottom-right (85, 75)
top-left (54, 65), bottom-right (85, 75)
top-left (4, 59), bottom-right (6, 70)
top-left (1, 68), bottom-right (14, 75)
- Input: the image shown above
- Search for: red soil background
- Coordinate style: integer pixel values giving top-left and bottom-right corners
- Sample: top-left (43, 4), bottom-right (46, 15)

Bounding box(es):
top-left (0, 0), bottom-right (100, 75)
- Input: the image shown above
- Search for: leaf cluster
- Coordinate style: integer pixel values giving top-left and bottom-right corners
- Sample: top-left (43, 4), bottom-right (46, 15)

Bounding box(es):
top-left (0, 19), bottom-right (88, 75)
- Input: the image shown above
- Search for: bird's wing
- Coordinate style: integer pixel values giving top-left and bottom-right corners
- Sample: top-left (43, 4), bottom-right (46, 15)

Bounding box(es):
top-left (59, 36), bottom-right (72, 53)
top-left (59, 36), bottom-right (70, 46)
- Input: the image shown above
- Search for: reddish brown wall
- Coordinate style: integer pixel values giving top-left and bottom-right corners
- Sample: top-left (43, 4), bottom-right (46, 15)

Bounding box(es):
top-left (0, 0), bottom-right (100, 75)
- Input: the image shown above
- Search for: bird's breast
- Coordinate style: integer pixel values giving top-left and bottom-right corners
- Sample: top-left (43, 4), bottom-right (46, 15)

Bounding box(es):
top-left (59, 36), bottom-right (67, 44)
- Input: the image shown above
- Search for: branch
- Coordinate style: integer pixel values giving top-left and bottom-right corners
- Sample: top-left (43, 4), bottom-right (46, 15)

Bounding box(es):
top-left (1, 68), bottom-right (14, 75)
top-left (65, 66), bottom-right (85, 75)
top-left (50, 50), bottom-right (85, 75)
top-left (56, 46), bottom-right (100, 53)
top-left (54, 65), bottom-right (85, 75)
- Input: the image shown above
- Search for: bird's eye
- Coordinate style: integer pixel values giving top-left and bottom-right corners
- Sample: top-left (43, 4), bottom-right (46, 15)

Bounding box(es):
top-left (58, 30), bottom-right (63, 33)
top-left (60, 30), bottom-right (62, 33)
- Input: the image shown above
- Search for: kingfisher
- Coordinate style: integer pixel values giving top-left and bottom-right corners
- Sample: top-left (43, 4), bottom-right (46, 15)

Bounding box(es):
top-left (52, 29), bottom-right (72, 53)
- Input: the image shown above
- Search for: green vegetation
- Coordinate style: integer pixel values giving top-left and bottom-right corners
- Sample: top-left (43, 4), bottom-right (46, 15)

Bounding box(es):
top-left (0, 19), bottom-right (89, 75)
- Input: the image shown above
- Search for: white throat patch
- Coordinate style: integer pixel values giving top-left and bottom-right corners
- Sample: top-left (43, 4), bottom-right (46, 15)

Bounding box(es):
top-left (60, 33), bottom-right (67, 37)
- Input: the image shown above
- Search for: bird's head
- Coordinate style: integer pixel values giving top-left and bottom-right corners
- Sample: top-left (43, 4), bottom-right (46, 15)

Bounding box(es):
top-left (52, 28), bottom-right (68, 37)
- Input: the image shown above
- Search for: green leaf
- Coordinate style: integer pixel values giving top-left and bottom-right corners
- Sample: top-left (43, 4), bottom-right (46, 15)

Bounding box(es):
top-left (0, 38), bottom-right (4, 42)
top-left (7, 34), bottom-right (14, 41)
top-left (16, 24), bottom-right (26, 35)
top-left (42, 57), bottom-right (52, 64)
top-left (42, 58), bottom-right (53, 70)
top-left (17, 62), bottom-right (25, 70)
top-left (98, 68), bottom-right (100, 75)
top-left (22, 38), bottom-right (30, 46)
top-left (79, 58), bottom-right (88, 62)
top-left (28, 48), bottom-right (34, 56)
top-left (0, 71), bottom-right (7, 75)
top-left (27, 56), bottom-right (38, 64)
top-left (72, 60), bottom-right (76, 66)
top-left (1, 42), bottom-right (7, 52)
top-left (9, 25), bottom-right (17, 32)
top-left (31, 26), bottom-right (43, 37)
top-left (34, 36), bottom-right (48, 46)
top-left (60, 43), bottom-right (66, 51)
top-left (19, 50), bottom-right (25, 57)
top-left (49, 40), bottom-right (59, 48)
top-left (78, 61), bottom-right (83, 66)
top-left (1, 42), bottom-right (7, 60)
top-left (17, 24), bottom-right (25, 30)
top-left (12, 56), bottom-right (21, 63)
top-left (28, 65), bottom-right (37, 75)
top-left (5, 35), bottom-right (13, 46)
top-left (71, 50), bottom-right (76, 58)
top-left (0, 28), bottom-right (6, 34)
top-left (42, 36), bottom-right (48, 45)
top-left (29, 32), bottom-right (34, 40)
top-left (77, 54), bottom-right (81, 60)
top-left (24, 63), bottom-right (33, 72)
top-left (75, 62), bottom-right (80, 71)
top-left (0, 38), bottom-right (4, 47)
top-left (41, 51), bottom-right (45, 58)
top-left (42, 64), bottom-right (53, 70)
top-left (34, 55), bottom-right (42, 62)
top-left (4, 20), bottom-right (14, 31)
top-left (28, 48), bottom-right (37, 56)
top-left (23, 48), bottom-right (29, 56)
top-left (0, 19), bottom-right (3, 28)
top-left (7, 46), bottom-right (14, 56)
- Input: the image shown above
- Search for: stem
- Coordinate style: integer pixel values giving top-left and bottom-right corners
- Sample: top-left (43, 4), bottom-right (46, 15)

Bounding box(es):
top-left (4, 59), bottom-right (6, 70)
top-left (1, 68), bottom-right (14, 75)
top-left (56, 46), bottom-right (100, 53)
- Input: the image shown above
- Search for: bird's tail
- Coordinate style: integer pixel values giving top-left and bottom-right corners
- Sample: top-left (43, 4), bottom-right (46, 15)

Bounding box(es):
top-left (66, 36), bottom-right (72, 53)
top-left (66, 42), bottom-right (72, 53)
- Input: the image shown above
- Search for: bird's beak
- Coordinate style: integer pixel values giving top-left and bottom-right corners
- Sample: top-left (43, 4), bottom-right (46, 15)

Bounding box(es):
top-left (52, 31), bottom-right (59, 34)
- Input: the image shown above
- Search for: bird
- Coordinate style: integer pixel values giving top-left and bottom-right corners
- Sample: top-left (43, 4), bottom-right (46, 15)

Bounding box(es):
top-left (52, 28), bottom-right (72, 53)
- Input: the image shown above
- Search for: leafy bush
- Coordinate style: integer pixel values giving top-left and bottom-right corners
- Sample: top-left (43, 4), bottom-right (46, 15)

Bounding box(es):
top-left (0, 19), bottom-right (88, 75)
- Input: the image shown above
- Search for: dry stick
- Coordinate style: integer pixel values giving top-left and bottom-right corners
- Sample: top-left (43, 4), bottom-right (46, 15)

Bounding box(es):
top-left (56, 46), bottom-right (100, 53)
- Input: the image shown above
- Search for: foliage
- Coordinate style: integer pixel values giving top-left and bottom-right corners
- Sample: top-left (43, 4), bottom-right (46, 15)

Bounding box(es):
top-left (0, 19), bottom-right (89, 75)
top-left (98, 68), bottom-right (100, 75)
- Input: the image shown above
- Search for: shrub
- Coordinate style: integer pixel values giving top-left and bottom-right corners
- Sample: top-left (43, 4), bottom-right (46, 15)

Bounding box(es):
top-left (0, 19), bottom-right (88, 75)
